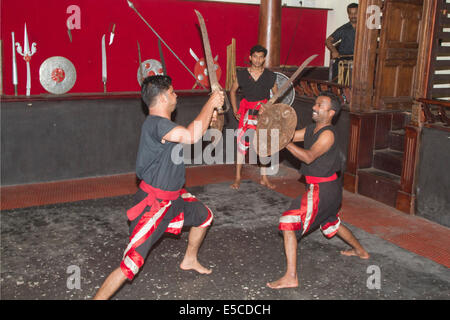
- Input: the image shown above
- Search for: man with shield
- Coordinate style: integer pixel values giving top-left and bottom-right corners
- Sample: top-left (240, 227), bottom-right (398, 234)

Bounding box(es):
top-left (229, 45), bottom-right (278, 190)
top-left (267, 92), bottom-right (369, 289)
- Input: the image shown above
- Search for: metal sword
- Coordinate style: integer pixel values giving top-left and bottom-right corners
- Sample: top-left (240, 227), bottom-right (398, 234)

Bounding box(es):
top-left (194, 10), bottom-right (230, 113)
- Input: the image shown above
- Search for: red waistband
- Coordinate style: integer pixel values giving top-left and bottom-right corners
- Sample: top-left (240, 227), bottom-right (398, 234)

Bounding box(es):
top-left (305, 173), bottom-right (337, 184)
top-left (238, 98), bottom-right (267, 128)
top-left (126, 181), bottom-right (181, 221)
top-left (138, 181), bottom-right (181, 200)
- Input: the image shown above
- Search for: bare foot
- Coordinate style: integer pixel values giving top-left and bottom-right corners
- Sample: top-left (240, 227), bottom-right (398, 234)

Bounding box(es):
top-left (180, 259), bottom-right (212, 274)
top-left (230, 179), bottom-right (241, 189)
top-left (260, 178), bottom-right (276, 189)
top-left (340, 248), bottom-right (370, 259)
top-left (266, 274), bottom-right (298, 289)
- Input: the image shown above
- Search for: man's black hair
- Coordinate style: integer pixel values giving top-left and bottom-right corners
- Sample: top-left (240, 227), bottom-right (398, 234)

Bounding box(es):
top-left (250, 45), bottom-right (268, 57)
top-left (347, 3), bottom-right (358, 10)
top-left (141, 75), bottom-right (172, 108)
top-left (319, 91), bottom-right (342, 117)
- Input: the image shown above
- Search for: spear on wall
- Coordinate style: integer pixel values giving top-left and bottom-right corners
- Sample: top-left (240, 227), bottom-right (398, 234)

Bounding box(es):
top-left (15, 23), bottom-right (37, 96)
top-left (11, 32), bottom-right (18, 96)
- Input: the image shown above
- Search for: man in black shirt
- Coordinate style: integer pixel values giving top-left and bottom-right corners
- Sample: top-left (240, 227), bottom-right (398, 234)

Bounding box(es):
top-left (229, 45), bottom-right (278, 190)
top-left (325, 3), bottom-right (358, 81)
top-left (94, 76), bottom-right (224, 299)
top-left (267, 92), bottom-right (369, 290)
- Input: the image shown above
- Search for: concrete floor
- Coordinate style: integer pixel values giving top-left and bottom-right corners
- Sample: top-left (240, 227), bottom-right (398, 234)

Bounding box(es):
top-left (1, 165), bottom-right (449, 302)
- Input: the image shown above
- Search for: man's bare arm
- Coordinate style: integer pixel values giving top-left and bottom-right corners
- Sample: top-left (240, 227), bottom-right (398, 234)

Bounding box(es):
top-left (163, 91), bottom-right (224, 145)
top-left (292, 128), bottom-right (306, 142)
top-left (325, 36), bottom-right (340, 59)
top-left (230, 76), bottom-right (240, 120)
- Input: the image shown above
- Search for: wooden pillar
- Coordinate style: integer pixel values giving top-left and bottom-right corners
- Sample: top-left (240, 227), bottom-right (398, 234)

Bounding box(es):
top-left (258, 0), bottom-right (281, 68)
top-left (350, 0), bottom-right (381, 112)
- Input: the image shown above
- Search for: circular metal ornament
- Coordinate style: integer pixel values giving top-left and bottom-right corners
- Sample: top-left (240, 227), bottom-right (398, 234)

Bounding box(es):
top-left (253, 103), bottom-right (297, 157)
top-left (270, 72), bottom-right (295, 106)
top-left (137, 59), bottom-right (164, 85)
top-left (39, 56), bottom-right (76, 94)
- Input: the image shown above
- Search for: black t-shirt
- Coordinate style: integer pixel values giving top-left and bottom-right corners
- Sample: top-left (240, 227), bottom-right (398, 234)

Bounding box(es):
top-left (135, 115), bottom-right (185, 191)
top-left (300, 124), bottom-right (341, 177)
top-left (237, 68), bottom-right (276, 102)
top-left (330, 22), bottom-right (356, 56)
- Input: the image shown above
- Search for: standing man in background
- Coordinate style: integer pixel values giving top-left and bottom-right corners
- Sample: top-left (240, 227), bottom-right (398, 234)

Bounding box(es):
top-left (325, 3), bottom-right (358, 81)
top-left (229, 45), bottom-right (278, 190)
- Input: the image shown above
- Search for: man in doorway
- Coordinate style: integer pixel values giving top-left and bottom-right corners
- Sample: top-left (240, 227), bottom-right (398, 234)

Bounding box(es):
top-left (229, 45), bottom-right (278, 190)
top-left (325, 3), bottom-right (358, 81)
top-left (93, 75), bottom-right (224, 299)
top-left (267, 91), bottom-right (369, 289)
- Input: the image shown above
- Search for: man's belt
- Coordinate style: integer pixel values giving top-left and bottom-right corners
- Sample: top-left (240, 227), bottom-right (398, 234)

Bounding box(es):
top-left (305, 173), bottom-right (338, 184)
top-left (126, 181), bottom-right (181, 221)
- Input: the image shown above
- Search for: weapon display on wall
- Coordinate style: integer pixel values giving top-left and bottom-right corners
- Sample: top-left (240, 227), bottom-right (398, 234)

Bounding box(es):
top-left (109, 24), bottom-right (116, 46)
top-left (127, 0), bottom-right (206, 90)
top-left (11, 32), bottom-right (18, 96)
top-left (67, 19), bottom-right (72, 43)
top-left (190, 48), bottom-right (221, 89)
top-left (158, 39), bottom-right (167, 75)
top-left (15, 23), bottom-right (37, 96)
top-left (102, 34), bottom-right (107, 92)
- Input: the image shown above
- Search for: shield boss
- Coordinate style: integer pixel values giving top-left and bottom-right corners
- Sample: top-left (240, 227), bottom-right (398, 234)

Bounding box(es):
top-left (253, 103), bottom-right (297, 157)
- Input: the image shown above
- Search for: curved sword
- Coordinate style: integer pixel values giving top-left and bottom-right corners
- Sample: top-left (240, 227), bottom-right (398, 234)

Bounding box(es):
top-left (268, 54), bottom-right (317, 105)
top-left (194, 10), bottom-right (230, 113)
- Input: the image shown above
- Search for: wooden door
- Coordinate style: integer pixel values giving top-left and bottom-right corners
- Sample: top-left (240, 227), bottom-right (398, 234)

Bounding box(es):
top-left (373, 0), bottom-right (424, 110)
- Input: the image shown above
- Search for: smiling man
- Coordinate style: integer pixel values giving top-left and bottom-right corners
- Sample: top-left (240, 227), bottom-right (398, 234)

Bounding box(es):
top-left (267, 91), bottom-right (369, 290)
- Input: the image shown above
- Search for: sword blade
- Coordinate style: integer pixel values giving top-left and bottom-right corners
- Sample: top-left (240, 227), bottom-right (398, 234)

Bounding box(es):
top-left (194, 10), bottom-right (219, 91)
top-left (268, 54), bottom-right (317, 105)
top-left (102, 34), bottom-right (107, 91)
top-left (137, 41), bottom-right (144, 83)
top-left (158, 39), bottom-right (167, 75)
top-left (195, 10), bottom-right (230, 113)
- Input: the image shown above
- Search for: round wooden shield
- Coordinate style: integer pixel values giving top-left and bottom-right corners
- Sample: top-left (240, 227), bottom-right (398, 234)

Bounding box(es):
top-left (39, 56), bottom-right (76, 94)
top-left (253, 103), bottom-right (297, 157)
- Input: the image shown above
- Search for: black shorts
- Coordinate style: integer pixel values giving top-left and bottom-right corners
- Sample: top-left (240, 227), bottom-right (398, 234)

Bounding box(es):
top-left (120, 189), bottom-right (213, 280)
top-left (279, 179), bottom-right (342, 240)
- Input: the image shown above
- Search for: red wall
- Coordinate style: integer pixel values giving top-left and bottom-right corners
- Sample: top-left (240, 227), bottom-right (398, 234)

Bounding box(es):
top-left (1, 0), bottom-right (327, 95)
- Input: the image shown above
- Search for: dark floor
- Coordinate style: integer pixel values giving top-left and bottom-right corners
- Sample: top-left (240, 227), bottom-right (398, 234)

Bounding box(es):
top-left (1, 164), bottom-right (449, 301)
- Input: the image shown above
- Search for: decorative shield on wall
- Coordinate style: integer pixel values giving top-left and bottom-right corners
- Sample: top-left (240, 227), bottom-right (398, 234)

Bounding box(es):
top-left (194, 57), bottom-right (221, 89)
top-left (39, 56), bottom-right (76, 94)
top-left (137, 59), bottom-right (164, 85)
top-left (270, 72), bottom-right (295, 106)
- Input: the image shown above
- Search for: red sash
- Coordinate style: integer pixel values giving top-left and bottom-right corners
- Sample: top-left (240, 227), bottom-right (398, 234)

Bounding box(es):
top-left (126, 181), bottom-right (181, 221)
top-left (237, 98), bottom-right (267, 129)
top-left (305, 173), bottom-right (337, 184)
